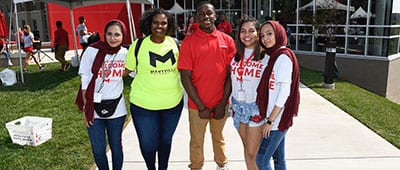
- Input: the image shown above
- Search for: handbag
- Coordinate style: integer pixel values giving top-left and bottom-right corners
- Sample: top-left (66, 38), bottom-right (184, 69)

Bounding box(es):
top-left (94, 94), bottom-right (122, 117)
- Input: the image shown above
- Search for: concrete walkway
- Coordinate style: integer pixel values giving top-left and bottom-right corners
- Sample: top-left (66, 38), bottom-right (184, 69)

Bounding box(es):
top-left (107, 84), bottom-right (400, 170)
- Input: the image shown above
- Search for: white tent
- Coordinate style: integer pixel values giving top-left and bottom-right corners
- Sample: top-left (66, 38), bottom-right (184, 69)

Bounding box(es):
top-left (42, 0), bottom-right (152, 8)
top-left (12, 0), bottom-right (153, 83)
top-left (298, 0), bottom-right (355, 11)
top-left (167, 3), bottom-right (187, 14)
top-left (351, 7), bottom-right (372, 19)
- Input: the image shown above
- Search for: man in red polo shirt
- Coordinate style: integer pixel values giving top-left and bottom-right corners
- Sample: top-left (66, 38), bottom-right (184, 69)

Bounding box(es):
top-left (217, 13), bottom-right (233, 36)
top-left (53, 20), bottom-right (71, 71)
top-left (178, 2), bottom-right (236, 170)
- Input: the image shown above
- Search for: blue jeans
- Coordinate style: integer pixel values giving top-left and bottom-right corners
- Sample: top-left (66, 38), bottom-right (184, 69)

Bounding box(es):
top-left (2, 51), bottom-right (10, 60)
top-left (256, 130), bottom-right (287, 170)
top-left (87, 115), bottom-right (126, 170)
top-left (130, 99), bottom-right (183, 170)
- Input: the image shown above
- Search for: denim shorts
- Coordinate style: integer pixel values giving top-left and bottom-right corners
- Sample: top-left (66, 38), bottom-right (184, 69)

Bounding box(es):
top-left (230, 97), bottom-right (265, 130)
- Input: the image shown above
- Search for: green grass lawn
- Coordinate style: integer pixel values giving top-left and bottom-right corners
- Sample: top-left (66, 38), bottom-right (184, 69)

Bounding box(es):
top-left (0, 63), bottom-right (399, 169)
top-left (0, 63), bottom-right (132, 169)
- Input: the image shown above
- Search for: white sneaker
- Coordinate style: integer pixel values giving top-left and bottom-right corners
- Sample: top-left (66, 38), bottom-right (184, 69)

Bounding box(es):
top-left (216, 164), bottom-right (228, 170)
top-left (8, 60), bottom-right (13, 66)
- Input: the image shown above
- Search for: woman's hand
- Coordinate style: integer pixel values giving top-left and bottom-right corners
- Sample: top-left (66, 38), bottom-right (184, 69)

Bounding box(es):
top-left (262, 123), bottom-right (273, 138)
top-left (84, 115), bottom-right (94, 127)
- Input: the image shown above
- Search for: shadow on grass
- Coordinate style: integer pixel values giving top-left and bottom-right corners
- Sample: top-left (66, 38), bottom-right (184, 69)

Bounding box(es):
top-left (0, 65), bottom-right (79, 92)
top-left (299, 67), bottom-right (343, 89)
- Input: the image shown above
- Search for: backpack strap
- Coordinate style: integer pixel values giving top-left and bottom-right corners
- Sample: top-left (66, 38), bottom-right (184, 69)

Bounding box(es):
top-left (172, 37), bottom-right (180, 50)
top-left (134, 37), bottom-right (144, 66)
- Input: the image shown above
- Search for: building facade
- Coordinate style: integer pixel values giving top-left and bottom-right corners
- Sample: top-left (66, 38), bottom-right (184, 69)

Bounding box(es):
top-left (166, 0), bottom-right (400, 103)
top-left (262, 0), bottom-right (400, 103)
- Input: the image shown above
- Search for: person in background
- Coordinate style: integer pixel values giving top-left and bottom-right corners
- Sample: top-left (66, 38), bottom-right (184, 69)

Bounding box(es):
top-left (255, 20), bottom-right (300, 170)
top-left (15, 26), bottom-right (24, 48)
top-left (229, 15), bottom-right (267, 170)
top-left (178, 2), bottom-right (236, 170)
top-left (53, 20), bottom-right (71, 71)
top-left (75, 19), bottom-right (128, 170)
top-left (217, 13), bottom-right (233, 36)
top-left (0, 36), bottom-right (13, 66)
top-left (76, 16), bottom-right (93, 51)
top-left (277, 17), bottom-right (291, 47)
top-left (124, 8), bottom-right (183, 170)
top-left (182, 15), bottom-right (198, 37)
top-left (22, 24), bottom-right (44, 72)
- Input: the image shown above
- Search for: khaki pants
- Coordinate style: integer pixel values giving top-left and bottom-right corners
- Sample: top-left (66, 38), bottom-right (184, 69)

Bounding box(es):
top-left (188, 107), bottom-right (229, 170)
top-left (55, 45), bottom-right (68, 68)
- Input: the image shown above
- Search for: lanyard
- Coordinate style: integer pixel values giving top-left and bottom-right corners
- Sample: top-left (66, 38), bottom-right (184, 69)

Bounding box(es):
top-left (97, 54), bottom-right (117, 93)
top-left (237, 52), bottom-right (254, 82)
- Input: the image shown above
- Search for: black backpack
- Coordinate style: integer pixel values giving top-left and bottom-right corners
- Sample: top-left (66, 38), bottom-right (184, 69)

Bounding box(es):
top-left (87, 32), bottom-right (100, 45)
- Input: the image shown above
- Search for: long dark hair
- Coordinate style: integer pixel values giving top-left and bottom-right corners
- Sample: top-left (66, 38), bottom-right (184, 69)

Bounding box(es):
top-left (234, 15), bottom-right (261, 62)
top-left (139, 8), bottom-right (176, 36)
top-left (185, 15), bottom-right (195, 34)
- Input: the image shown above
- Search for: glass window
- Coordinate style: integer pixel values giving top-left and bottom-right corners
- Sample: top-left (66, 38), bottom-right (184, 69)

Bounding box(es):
top-left (368, 38), bottom-right (388, 56)
top-left (347, 37), bottom-right (365, 55)
top-left (388, 38), bottom-right (399, 55)
top-left (298, 35), bottom-right (312, 51)
top-left (335, 37), bottom-right (346, 54)
top-left (347, 26), bottom-right (366, 36)
top-left (349, 1), bottom-right (369, 25)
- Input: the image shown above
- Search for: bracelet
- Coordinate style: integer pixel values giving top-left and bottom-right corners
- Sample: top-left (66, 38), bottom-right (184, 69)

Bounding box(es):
top-left (198, 107), bottom-right (207, 112)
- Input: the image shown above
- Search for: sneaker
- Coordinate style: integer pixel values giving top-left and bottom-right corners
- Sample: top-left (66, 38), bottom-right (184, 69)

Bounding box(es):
top-left (8, 60), bottom-right (13, 66)
top-left (64, 63), bottom-right (72, 71)
top-left (216, 164), bottom-right (228, 170)
top-left (39, 64), bottom-right (46, 70)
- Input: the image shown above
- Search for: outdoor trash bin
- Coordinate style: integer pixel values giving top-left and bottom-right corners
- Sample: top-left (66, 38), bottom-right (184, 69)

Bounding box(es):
top-left (5, 116), bottom-right (52, 146)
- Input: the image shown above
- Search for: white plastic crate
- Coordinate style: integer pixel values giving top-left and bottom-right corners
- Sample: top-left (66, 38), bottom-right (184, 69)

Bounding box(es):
top-left (5, 116), bottom-right (52, 146)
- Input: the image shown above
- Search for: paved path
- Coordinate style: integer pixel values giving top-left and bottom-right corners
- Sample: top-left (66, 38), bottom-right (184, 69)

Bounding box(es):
top-left (107, 84), bottom-right (400, 170)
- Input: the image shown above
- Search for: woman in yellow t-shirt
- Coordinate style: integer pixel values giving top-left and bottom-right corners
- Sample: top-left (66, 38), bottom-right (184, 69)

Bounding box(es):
top-left (124, 8), bottom-right (183, 170)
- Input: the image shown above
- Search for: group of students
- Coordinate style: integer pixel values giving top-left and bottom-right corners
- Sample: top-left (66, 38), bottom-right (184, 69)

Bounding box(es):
top-left (75, 1), bottom-right (299, 170)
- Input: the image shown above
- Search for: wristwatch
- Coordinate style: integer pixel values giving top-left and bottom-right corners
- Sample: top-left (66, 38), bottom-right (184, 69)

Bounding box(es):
top-left (266, 119), bottom-right (273, 125)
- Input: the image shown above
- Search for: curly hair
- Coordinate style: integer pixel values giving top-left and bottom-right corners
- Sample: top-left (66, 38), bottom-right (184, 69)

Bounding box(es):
top-left (139, 8), bottom-right (176, 36)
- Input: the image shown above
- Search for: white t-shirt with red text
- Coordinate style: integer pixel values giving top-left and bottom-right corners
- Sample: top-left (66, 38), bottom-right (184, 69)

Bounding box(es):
top-left (230, 48), bottom-right (268, 103)
top-left (78, 46), bottom-right (128, 119)
top-left (264, 52), bottom-right (293, 130)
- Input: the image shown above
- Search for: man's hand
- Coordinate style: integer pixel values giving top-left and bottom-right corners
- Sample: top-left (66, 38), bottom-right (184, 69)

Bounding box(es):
top-left (198, 107), bottom-right (211, 119)
top-left (211, 103), bottom-right (226, 119)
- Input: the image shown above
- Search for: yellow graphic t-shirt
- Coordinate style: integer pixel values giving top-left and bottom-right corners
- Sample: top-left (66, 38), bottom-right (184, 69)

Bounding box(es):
top-left (126, 36), bottom-right (183, 110)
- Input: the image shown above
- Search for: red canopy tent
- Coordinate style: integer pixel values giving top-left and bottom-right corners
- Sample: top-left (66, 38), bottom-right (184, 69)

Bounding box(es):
top-left (11, 0), bottom-right (153, 83)
top-left (0, 10), bottom-right (9, 37)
